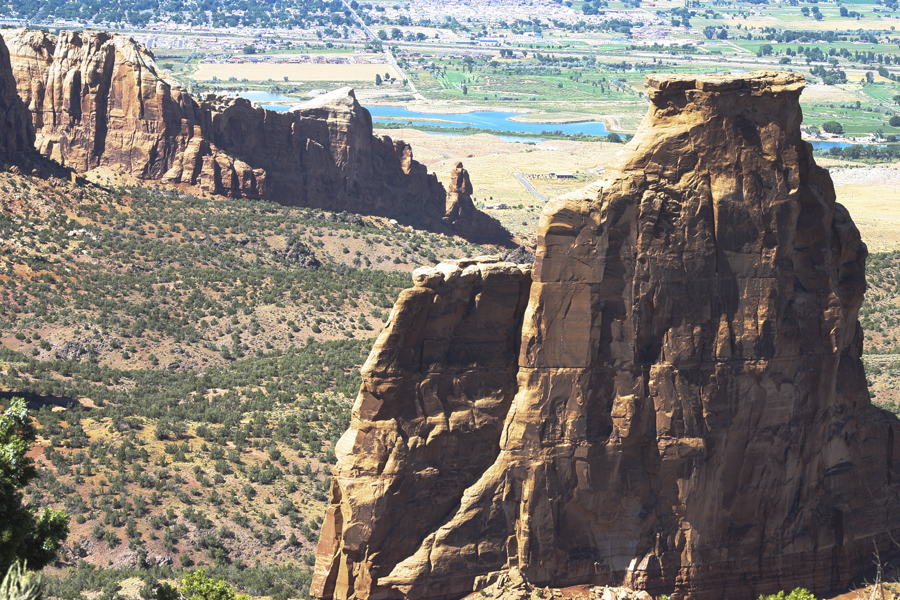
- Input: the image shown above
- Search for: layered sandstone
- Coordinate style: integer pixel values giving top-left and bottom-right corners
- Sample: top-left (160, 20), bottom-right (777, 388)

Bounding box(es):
top-left (313, 71), bottom-right (900, 600)
top-left (5, 29), bottom-right (201, 177)
top-left (3, 30), bottom-right (511, 244)
top-left (312, 256), bottom-right (532, 600)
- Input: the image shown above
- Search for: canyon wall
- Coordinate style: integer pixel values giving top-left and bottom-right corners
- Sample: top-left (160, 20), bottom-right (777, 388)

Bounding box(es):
top-left (313, 71), bottom-right (900, 600)
top-left (0, 33), bottom-right (35, 159)
top-left (3, 29), bottom-right (510, 244)
top-left (5, 29), bottom-right (202, 178)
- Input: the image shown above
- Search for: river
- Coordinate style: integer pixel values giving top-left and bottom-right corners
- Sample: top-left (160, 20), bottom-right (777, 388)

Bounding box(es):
top-left (365, 106), bottom-right (609, 137)
top-left (216, 91), bottom-right (861, 148)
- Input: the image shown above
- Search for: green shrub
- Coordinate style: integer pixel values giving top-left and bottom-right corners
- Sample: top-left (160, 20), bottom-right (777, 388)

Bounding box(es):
top-left (156, 583), bottom-right (178, 600)
top-left (0, 399), bottom-right (69, 574)
top-left (758, 588), bottom-right (817, 600)
top-left (181, 569), bottom-right (246, 600)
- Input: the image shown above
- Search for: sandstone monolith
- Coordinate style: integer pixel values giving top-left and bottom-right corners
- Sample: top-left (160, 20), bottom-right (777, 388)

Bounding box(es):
top-left (313, 71), bottom-right (900, 600)
top-left (442, 161), bottom-right (507, 243)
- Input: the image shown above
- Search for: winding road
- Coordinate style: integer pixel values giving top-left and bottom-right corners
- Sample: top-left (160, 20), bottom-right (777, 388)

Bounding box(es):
top-left (514, 173), bottom-right (548, 201)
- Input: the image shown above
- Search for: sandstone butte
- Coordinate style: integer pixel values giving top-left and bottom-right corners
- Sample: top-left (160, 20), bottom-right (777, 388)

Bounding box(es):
top-left (312, 71), bottom-right (900, 600)
top-left (0, 29), bottom-right (511, 245)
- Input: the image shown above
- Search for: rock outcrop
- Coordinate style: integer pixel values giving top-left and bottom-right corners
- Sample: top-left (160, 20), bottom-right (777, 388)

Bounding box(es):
top-left (312, 256), bottom-right (532, 600)
top-left (313, 71), bottom-right (900, 600)
top-left (0, 33), bottom-right (35, 159)
top-left (5, 29), bottom-right (201, 177)
top-left (3, 29), bottom-right (512, 245)
top-left (443, 161), bottom-right (507, 243)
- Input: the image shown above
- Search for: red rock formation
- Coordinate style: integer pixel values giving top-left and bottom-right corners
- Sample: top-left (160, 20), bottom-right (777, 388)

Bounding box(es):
top-left (3, 29), bottom-right (512, 244)
top-left (5, 29), bottom-right (201, 177)
top-left (313, 71), bottom-right (900, 600)
top-left (312, 256), bottom-right (532, 600)
top-left (0, 33), bottom-right (35, 159)
top-left (443, 161), bottom-right (508, 245)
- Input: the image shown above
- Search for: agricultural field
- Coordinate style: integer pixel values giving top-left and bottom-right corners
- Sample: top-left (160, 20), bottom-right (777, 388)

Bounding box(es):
top-left (76, 0), bottom-right (900, 140)
top-left (190, 62), bottom-right (403, 83)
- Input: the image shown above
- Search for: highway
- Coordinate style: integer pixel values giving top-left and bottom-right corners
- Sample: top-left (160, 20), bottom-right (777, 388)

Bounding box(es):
top-left (340, 0), bottom-right (425, 100)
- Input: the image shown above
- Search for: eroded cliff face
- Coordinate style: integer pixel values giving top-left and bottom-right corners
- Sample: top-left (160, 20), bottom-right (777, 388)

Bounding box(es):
top-left (5, 29), bottom-right (201, 177)
top-left (3, 29), bottom-right (511, 244)
top-left (313, 71), bottom-right (900, 600)
top-left (312, 257), bottom-right (533, 600)
top-left (0, 33), bottom-right (36, 159)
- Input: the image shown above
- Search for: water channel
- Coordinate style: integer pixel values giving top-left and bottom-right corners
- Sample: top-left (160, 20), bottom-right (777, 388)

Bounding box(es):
top-left (218, 91), bottom-right (862, 148)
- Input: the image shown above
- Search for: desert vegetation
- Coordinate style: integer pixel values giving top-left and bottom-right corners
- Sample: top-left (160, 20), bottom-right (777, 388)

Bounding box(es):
top-left (0, 173), bottom-right (507, 598)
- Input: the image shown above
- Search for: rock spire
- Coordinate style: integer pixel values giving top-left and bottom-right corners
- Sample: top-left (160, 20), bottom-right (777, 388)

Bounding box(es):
top-left (313, 71), bottom-right (900, 600)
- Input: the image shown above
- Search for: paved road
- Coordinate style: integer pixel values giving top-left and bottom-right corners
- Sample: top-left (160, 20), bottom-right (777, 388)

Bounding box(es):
top-left (27, 5), bottom-right (44, 25)
top-left (514, 173), bottom-right (548, 202)
top-left (340, 0), bottom-right (425, 100)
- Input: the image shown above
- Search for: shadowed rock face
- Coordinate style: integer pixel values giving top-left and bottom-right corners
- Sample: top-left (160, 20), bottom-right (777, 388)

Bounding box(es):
top-left (442, 161), bottom-right (505, 242)
top-left (0, 33), bottom-right (36, 159)
top-left (3, 29), bottom-right (512, 245)
top-left (313, 71), bottom-right (900, 600)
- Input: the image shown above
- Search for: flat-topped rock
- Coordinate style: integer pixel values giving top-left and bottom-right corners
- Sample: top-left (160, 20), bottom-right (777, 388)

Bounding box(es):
top-left (314, 71), bottom-right (900, 600)
top-left (645, 69), bottom-right (806, 96)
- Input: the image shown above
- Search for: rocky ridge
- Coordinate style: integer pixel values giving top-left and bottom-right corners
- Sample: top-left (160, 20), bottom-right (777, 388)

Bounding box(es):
top-left (3, 29), bottom-right (511, 244)
top-left (313, 71), bottom-right (900, 600)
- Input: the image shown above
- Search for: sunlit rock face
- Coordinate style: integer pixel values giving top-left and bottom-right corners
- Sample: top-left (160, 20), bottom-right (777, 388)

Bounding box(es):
top-left (313, 71), bottom-right (900, 600)
top-left (313, 257), bottom-right (533, 600)
top-left (4, 29), bottom-right (512, 244)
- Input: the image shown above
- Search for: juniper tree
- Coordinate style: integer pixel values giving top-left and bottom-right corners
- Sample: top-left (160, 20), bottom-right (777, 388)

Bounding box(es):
top-left (0, 398), bottom-right (69, 574)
